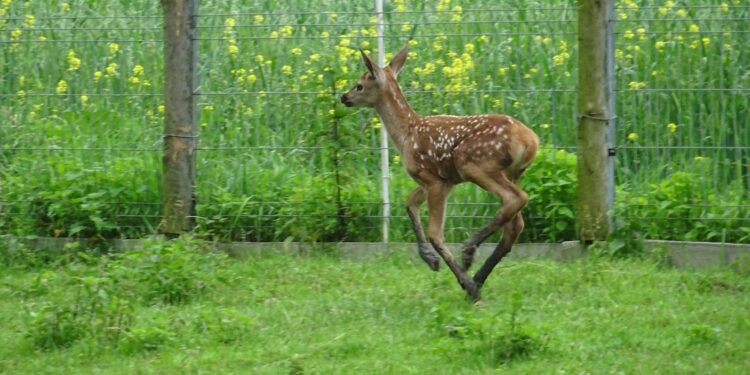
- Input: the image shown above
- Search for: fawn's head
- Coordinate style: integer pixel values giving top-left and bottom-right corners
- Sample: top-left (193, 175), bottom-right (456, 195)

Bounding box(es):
top-left (340, 45), bottom-right (409, 108)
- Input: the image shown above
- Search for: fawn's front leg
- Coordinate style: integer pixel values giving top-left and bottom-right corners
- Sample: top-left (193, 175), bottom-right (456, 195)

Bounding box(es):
top-left (406, 187), bottom-right (440, 271)
top-left (425, 182), bottom-right (480, 301)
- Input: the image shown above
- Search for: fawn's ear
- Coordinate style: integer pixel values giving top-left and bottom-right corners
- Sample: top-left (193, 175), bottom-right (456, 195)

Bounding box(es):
top-left (388, 44), bottom-right (409, 77)
top-left (360, 49), bottom-right (384, 82)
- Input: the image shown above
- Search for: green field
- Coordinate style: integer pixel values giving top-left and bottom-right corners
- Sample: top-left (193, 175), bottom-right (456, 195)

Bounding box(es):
top-left (1, 0), bottom-right (748, 243)
top-left (1, 237), bottom-right (749, 374)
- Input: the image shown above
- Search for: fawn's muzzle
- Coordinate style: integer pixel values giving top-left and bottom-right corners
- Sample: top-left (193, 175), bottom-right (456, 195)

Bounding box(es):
top-left (340, 94), bottom-right (353, 107)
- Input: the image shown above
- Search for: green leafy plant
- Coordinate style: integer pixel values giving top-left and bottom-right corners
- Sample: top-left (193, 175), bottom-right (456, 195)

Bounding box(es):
top-left (430, 292), bottom-right (546, 365)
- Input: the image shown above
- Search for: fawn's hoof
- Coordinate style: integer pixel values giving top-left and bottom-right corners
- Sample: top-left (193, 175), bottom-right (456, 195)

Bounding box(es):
top-left (459, 277), bottom-right (481, 302)
top-left (418, 243), bottom-right (441, 272)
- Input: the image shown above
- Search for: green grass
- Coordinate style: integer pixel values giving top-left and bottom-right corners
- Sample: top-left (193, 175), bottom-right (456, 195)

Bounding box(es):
top-left (1, 242), bottom-right (749, 374)
top-left (1, 0), bottom-right (748, 242)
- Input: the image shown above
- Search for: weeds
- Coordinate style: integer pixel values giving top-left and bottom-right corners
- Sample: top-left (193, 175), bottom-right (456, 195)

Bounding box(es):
top-left (430, 291), bottom-right (547, 365)
top-left (20, 236), bottom-right (228, 351)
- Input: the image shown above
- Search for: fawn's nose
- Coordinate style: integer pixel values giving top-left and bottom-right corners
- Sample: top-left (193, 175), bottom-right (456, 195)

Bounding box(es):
top-left (340, 94), bottom-right (353, 107)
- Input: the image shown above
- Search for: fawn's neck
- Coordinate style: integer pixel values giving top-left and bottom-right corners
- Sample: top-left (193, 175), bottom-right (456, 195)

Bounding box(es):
top-left (374, 85), bottom-right (418, 153)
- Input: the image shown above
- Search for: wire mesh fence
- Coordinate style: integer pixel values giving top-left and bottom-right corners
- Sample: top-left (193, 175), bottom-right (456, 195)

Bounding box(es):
top-left (1, 1), bottom-right (748, 244)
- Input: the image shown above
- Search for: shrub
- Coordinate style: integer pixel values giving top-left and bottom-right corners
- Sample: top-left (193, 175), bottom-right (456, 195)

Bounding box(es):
top-left (615, 158), bottom-right (749, 243)
top-left (114, 236), bottom-right (229, 305)
top-left (23, 236), bottom-right (228, 351)
top-left (1, 156), bottom-right (160, 239)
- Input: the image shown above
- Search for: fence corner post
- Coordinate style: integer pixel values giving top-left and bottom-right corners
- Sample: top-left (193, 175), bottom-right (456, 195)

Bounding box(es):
top-left (577, 0), bottom-right (614, 242)
top-left (160, 0), bottom-right (198, 236)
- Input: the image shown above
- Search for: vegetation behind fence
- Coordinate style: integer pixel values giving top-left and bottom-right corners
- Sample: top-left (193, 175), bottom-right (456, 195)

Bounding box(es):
top-left (1, 0), bottom-right (748, 243)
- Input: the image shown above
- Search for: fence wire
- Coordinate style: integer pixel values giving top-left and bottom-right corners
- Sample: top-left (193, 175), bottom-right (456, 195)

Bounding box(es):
top-left (1, 1), bottom-right (748, 244)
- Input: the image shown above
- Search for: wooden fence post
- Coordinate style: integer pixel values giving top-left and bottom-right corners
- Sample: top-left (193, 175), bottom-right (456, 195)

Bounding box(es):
top-left (577, 0), bottom-right (614, 241)
top-left (160, 0), bottom-right (198, 236)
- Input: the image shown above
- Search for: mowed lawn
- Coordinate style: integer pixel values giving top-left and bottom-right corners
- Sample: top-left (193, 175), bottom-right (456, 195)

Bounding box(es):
top-left (1, 247), bottom-right (749, 374)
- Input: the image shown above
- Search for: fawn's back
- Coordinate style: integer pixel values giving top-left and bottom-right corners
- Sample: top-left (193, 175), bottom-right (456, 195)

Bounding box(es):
top-left (402, 114), bottom-right (539, 185)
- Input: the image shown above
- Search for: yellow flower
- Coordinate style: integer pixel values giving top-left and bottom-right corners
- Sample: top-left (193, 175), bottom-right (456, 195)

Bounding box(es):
top-left (81, 95), bottom-right (89, 105)
top-left (622, 0), bottom-right (638, 10)
top-left (701, 37), bottom-right (711, 47)
top-left (255, 54), bottom-right (264, 63)
top-left (655, 40), bottom-right (666, 50)
top-left (393, 155), bottom-right (401, 164)
top-left (720, 3), bottom-right (729, 13)
top-left (401, 21), bottom-right (412, 33)
top-left (408, 39), bottom-right (418, 47)
top-left (667, 122), bottom-right (677, 133)
top-left (628, 81), bottom-right (646, 90)
top-left (689, 24), bottom-right (700, 33)
top-left (132, 64), bottom-right (144, 76)
top-left (228, 44), bottom-right (239, 56)
top-left (281, 65), bottom-right (292, 75)
top-left (309, 53), bottom-right (320, 62)
top-left (254, 15), bottom-right (264, 24)
top-left (464, 43), bottom-right (475, 54)
top-left (108, 42), bottom-right (120, 55)
top-left (540, 124), bottom-right (550, 129)
top-left (280, 25), bottom-right (293, 37)
top-left (94, 71), bottom-right (103, 81)
top-left (247, 74), bottom-right (257, 84)
top-left (23, 14), bottom-right (35, 28)
top-left (451, 5), bottom-right (462, 22)
top-left (18, 75), bottom-right (25, 87)
top-left (17, 90), bottom-right (26, 101)
top-left (437, 0), bottom-right (451, 12)
top-left (677, 9), bottom-right (687, 17)
top-left (224, 18), bottom-right (236, 28)
top-left (624, 30), bottom-right (634, 39)
top-left (61, 2), bottom-right (70, 11)
top-left (56, 80), bottom-right (68, 94)
top-left (67, 50), bottom-right (81, 71)
top-left (291, 47), bottom-right (302, 56)
top-left (158, 105), bottom-right (165, 113)
top-left (10, 28), bottom-right (22, 40)
top-left (394, 0), bottom-right (406, 12)
top-left (38, 36), bottom-right (47, 42)
top-left (128, 76), bottom-right (140, 85)
top-left (106, 63), bottom-right (118, 76)
top-left (627, 132), bottom-right (639, 141)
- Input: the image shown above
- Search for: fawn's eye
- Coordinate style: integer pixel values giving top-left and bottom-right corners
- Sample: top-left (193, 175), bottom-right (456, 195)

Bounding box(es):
top-left (356, 84), bottom-right (364, 91)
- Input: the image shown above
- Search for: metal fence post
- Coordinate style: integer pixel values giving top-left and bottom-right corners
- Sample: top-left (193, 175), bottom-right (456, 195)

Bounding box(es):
top-left (605, 0), bottom-right (616, 233)
top-left (375, 0), bottom-right (390, 243)
top-left (576, 0), bottom-right (613, 241)
top-left (160, 0), bottom-right (198, 236)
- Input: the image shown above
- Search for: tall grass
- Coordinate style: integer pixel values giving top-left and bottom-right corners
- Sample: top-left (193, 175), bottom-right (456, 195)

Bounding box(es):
top-left (1, 0), bottom-right (748, 242)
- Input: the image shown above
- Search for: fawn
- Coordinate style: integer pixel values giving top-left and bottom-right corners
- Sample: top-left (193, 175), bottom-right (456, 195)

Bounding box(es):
top-left (341, 46), bottom-right (538, 301)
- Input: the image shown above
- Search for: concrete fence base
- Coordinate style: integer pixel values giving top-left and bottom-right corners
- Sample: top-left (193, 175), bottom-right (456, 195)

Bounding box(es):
top-left (1, 236), bottom-right (749, 270)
